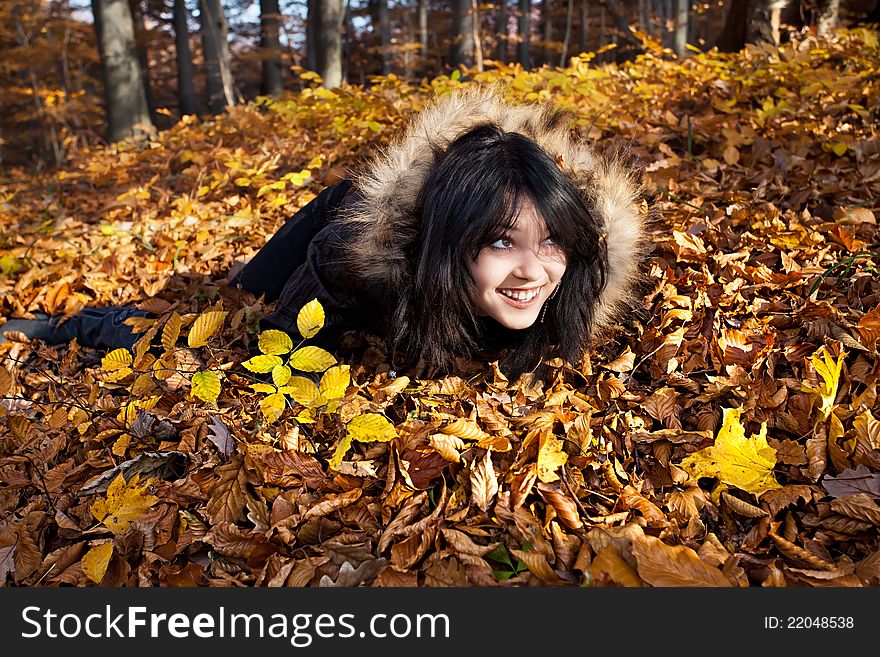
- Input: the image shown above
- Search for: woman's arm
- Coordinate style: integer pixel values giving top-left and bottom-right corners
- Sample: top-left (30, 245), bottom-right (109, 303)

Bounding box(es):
top-left (230, 179), bottom-right (355, 303)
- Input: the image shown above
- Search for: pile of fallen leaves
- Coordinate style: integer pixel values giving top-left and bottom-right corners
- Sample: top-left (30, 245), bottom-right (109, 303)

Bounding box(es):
top-left (1, 29), bottom-right (879, 587)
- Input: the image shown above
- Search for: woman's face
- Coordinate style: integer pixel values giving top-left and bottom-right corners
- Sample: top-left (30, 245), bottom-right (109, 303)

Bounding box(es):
top-left (467, 199), bottom-right (567, 330)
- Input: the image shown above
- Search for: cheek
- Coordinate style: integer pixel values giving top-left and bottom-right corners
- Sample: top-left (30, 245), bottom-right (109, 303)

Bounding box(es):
top-left (468, 255), bottom-right (504, 291)
top-left (548, 256), bottom-right (567, 282)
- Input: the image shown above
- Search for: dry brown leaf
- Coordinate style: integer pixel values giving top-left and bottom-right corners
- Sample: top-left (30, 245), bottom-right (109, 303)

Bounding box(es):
top-left (510, 548), bottom-right (569, 586)
top-left (632, 534), bottom-right (733, 587)
top-left (302, 488), bottom-right (363, 521)
top-left (721, 491), bottom-right (769, 518)
top-left (205, 455), bottom-right (251, 525)
top-left (830, 493), bottom-right (880, 526)
top-left (589, 544), bottom-right (643, 587)
top-left (469, 448), bottom-right (498, 512)
top-left (768, 532), bottom-right (837, 571)
top-left (806, 433), bottom-right (827, 482)
top-left (538, 484), bottom-right (584, 531)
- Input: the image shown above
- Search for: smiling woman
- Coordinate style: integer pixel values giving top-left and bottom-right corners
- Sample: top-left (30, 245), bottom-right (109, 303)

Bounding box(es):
top-left (0, 86), bottom-right (648, 383)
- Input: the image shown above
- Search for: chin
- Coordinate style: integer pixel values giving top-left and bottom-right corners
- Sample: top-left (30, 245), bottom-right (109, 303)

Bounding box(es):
top-left (494, 314), bottom-right (538, 330)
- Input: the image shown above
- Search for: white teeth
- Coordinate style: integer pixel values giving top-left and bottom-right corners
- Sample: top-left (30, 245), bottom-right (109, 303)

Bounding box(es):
top-left (499, 288), bottom-right (539, 301)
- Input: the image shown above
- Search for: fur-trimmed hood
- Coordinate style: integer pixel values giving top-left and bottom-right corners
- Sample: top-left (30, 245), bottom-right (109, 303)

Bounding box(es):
top-left (343, 85), bottom-right (647, 337)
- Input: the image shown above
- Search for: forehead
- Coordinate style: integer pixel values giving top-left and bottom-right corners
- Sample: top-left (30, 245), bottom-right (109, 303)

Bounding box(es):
top-left (508, 198), bottom-right (548, 234)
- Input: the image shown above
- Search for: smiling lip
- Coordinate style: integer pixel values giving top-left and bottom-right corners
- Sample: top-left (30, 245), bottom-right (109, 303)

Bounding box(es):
top-left (497, 286), bottom-right (543, 308)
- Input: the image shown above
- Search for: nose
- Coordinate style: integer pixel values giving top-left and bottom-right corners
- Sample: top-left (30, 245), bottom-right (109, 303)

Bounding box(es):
top-left (511, 247), bottom-right (545, 282)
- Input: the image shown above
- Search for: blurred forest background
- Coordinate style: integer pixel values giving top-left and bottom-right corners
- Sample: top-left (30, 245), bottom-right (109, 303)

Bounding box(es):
top-left (2, 0), bottom-right (879, 169)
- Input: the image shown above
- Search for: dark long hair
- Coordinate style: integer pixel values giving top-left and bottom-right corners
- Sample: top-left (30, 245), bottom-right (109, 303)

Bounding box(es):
top-left (387, 122), bottom-right (609, 382)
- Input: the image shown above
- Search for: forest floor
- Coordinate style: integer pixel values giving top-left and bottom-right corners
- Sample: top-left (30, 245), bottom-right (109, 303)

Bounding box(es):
top-left (0, 30), bottom-right (879, 587)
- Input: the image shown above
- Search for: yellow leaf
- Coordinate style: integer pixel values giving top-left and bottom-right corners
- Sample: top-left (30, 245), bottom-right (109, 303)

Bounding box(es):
top-left (102, 348), bottom-right (132, 372)
top-left (104, 366), bottom-right (133, 383)
top-left (258, 329), bottom-right (293, 355)
top-left (191, 370), bottom-right (221, 404)
top-left (242, 354), bottom-right (283, 373)
top-left (187, 310), bottom-right (228, 348)
top-left (278, 376), bottom-right (321, 406)
top-left (116, 395), bottom-right (161, 426)
top-left (347, 413), bottom-right (397, 443)
top-left (329, 433), bottom-right (354, 471)
top-left (831, 141), bottom-right (848, 157)
top-left (297, 299), bottom-right (325, 339)
top-left (319, 364), bottom-right (350, 400)
top-left (111, 433), bottom-right (131, 457)
top-left (289, 345), bottom-right (336, 372)
top-left (161, 312), bottom-right (181, 352)
top-left (272, 364), bottom-right (292, 387)
top-left (82, 542), bottom-right (114, 584)
top-left (251, 382), bottom-right (276, 394)
top-left (90, 473), bottom-right (158, 534)
top-left (679, 407), bottom-right (781, 498)
top-left (537, 432), bottom-right (568, 483)
top-left (802, 347), bottom-right (845, 419)
top-left (261, 392), bottom-right (287, 423)
top-left (0, 255), bottom-right (21, 277)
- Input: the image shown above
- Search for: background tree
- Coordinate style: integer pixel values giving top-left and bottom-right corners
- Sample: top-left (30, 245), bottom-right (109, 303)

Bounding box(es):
top-left (173, 0), bottom-right (198, 115)
top-left (312, 0), bottom-right (345, 87)
top-left (517, 0), bottom-right (530, 67)
top-left (450, 0), bottom-right (475, 68)
top-left (260, 0), bottom-right (284, 96)
top-left (674, 0), bottom-right (688, 54)
top-left (199, 0), bottom-right (236, 113)
top-left (91, 0), bottom-right (154, 141)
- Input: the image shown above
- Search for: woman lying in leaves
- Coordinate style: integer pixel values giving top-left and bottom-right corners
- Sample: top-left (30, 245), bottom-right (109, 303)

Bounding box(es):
top-left (0, 86), bottom-right (647, 382)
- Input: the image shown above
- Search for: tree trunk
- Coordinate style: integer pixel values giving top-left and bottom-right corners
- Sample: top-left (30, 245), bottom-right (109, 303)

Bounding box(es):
top-left (127, 0), bottom-right (155, 122)
top-left (674, 0), bottom-right (687, 55)
top-left (816, 0), bottom-right (839, 36)
top-left (716, 0), bottom-right (747, 50)
top-left (496, 0), bottom-right (508, 62)
top-left (306, 0), bottom-right (318, 71)
top-left (746, 0), bottom-right (779, 46)
top-left (578, 0), bottom-right (588, 53)
top-left (517, 0), bottom-right (531, 67)
top-left (91, 0), bottom-right (153, 142)
top-left (594, 0), bottom-right (640, 51)
top-left (315, 0), bottom-right (344, 87)
top-left (541, 0), bottom-right (553, 65)
top-left (377, 0), bottom-right (392, 74)
top-left (417, 0), bottom-right (428, 75)
top-left (260, 0), bottom-right (283, 96)
top-left (173, 0), bottom-right (198, 116)
top-left (560, 0), bottom-right (574, 65)
top-left (472, 0), bottom-right (484, 70)
top-left (199, 0), bottom-right (235, 113)
top-left (450, 0), bottom-right (475, 68)
top-left (403, 0), bottom-right (414, 78)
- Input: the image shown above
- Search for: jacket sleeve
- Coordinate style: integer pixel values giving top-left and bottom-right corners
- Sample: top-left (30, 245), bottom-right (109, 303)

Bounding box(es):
top-left (258, 215), bottom-right (383, 350)
top-left (231, 179), bottom-right (355, 304)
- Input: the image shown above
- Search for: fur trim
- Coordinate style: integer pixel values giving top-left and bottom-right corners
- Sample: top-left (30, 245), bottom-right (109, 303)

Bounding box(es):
top-left (343, 85), bottom-right (647, 337)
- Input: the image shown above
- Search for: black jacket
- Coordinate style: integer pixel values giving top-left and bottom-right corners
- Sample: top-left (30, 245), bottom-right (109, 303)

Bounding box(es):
top-left (232, 179), bottom-right (387, 348)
